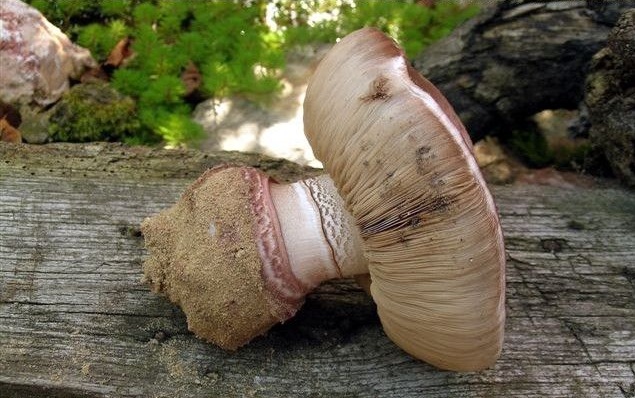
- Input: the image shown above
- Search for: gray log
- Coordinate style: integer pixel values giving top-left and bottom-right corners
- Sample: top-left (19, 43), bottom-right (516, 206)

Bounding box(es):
top-left (1, 143), bottom-right (634, 397)
top-left (585, 9), bottom-right (635, 188)
top-left (414, 0), bottom-right (635, 140)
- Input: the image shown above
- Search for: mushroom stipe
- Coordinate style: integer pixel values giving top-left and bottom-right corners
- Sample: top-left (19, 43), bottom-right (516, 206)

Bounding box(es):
top-left (142, 28), bottom-right (506, 372)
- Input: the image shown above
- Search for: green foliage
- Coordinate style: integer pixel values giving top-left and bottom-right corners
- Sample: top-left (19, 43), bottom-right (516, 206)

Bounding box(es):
top-left (109, 69), bottom-right (150, 98)
top-left (552, 141), bottom-right (591, 171)
top-left (99, 0), bottom-right (132, 18)
top-left (279, 0), bottom-right (479, 57)
top-left (28, 0), bottom-right (478, 146)
top-left (509, 128), bottom-right (592, 171)
top-left (48, 83), bottom-right (150, 143)
top-left (76, 20), bottom-right (129, 60)
top-left (148, 109), bottom-right (204, 147)
top-left (29, 0), bottom-right (94, 30)
top-left (508, 130), bottom-right (554, 168)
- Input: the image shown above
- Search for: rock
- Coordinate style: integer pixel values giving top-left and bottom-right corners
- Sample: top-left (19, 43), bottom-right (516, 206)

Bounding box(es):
top-left (473, 137), bottom-right (520, 184)
top-left (585, 9), bottom-right (635, 187)
top-left (0, 0), bottom-right (97, 107)
top-left (193, 96), bottom-right (321, 167)
top-left (18, 106), bottom-right (51, 144)
top-left (474, 136), bottom-right (507, 168)
top-left (193, 46), bottom-right (330, 168)
top-left (532, 109), bottom-right (590, 170)
top-left (533, 109), bottom-right (580, 143)
top-left (0, 118), bottom-right (21, 143)
top-left (48, 83), bottom-right (141, 143)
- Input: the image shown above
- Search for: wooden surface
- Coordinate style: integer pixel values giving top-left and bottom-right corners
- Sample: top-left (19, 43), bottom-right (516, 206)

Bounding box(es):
top-left (1, 142), bottom-right (634, 397)
top-left (413, 0), bottom-right (635, 140)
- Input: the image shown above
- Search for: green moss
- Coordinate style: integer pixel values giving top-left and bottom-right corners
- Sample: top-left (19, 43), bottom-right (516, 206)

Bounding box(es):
top-left (49, 83), bottom-right (153, 143)
top-left (508, 129), bottom-right (554, 168)
top-left (552, 141), bottom-right (591, 170)
top-left (508, 128), bottom-right (592, 171)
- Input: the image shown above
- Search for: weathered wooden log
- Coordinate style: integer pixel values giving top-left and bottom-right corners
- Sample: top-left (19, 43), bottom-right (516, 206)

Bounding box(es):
top-left (585, 9), bottom-right (635, 188)
top-left (414, 0), bottom-right (635, 140)
top-left (1, 142), bottom-right (634, 397)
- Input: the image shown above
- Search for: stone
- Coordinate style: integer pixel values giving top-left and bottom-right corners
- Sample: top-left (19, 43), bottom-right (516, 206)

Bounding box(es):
top-left (474, 137), bottom-right (519, 184)
top-left (193, 46), bottom-right (330, 168)
top-left (0, 0), bottom-right (97, 107)
top-left (18, 105), bottom-right (51, 144)
top-left (532, 109), bottom-right (590, 171)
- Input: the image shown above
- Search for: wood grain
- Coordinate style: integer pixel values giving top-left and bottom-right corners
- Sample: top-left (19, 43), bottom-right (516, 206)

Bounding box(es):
top-left (1, 143), bottom-right (634, 397)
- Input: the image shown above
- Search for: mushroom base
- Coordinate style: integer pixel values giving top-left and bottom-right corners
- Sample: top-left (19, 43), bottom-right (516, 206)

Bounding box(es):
top-left (141, 166), bottom-right (305, 349)
top-left (141, 166), bottom-right (369, 350)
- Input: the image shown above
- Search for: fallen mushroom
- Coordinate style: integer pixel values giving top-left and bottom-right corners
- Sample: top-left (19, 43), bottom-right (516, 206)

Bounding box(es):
top-left (142, 28), bottom-right (505, 371)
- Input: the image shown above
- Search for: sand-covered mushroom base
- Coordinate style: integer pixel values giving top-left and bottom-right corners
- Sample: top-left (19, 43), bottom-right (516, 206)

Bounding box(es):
top-left (141, 167), bottom-right (285, 349)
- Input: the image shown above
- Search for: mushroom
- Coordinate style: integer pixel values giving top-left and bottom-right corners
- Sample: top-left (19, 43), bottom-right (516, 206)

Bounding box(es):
top-left (141, 28), bottom-right (505, 371)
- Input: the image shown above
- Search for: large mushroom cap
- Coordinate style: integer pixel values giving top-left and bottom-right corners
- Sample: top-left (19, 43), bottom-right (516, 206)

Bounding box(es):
top-left (304, 28), bottom-right (506, 371)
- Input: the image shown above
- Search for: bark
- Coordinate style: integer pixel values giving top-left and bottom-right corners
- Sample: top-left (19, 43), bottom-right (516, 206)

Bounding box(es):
top-left (1, 143), bottom-right (634, 397)
top-left (585, 9), bottom-right (635, 187)
top-left (414, 0), bottom-right (635, 140)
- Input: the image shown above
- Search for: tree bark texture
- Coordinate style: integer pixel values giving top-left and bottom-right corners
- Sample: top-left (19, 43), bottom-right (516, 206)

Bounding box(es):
top-left (585, 9), bottom-right (635, 187)
top-left (413, 0), bottom-right (635, 140)
top-left (1, 143), bottom-right (634, 397)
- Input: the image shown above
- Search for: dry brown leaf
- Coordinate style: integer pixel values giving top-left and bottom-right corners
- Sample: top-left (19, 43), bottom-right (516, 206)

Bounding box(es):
top-left (105, 37), bottom-right (134, 68)
top-left (80, 66), bottom-right (109, 83)
top-left (0, 117), bottom-right (22, 143)
top-left (181, 61), bottom-right (202, 96)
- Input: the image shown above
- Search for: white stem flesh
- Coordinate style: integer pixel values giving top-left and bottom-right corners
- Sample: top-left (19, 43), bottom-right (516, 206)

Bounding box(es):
top-left (270, 175), bottom-right (368, 289)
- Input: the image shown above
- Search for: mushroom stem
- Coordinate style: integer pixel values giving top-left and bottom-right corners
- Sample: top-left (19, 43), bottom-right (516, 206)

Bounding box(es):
top-left (270, 175), bottom-right (368, 290)
top-left (141, 166), bottom-right (368, 350)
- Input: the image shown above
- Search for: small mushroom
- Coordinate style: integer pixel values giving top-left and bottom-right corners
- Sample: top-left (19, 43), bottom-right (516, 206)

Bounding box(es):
top-left (142, 28), bottom-right (505, 371)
